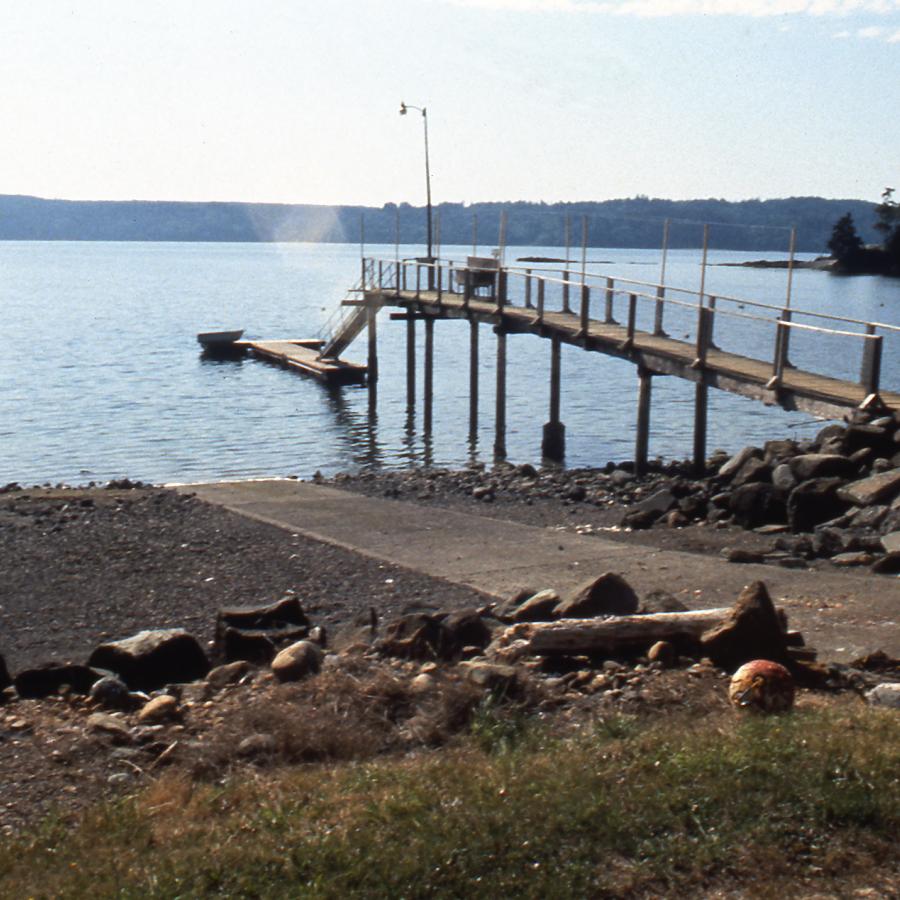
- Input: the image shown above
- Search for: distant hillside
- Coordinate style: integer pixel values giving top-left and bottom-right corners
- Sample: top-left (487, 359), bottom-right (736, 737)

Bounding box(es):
top-left (0, 194), bottom-right (881, 252)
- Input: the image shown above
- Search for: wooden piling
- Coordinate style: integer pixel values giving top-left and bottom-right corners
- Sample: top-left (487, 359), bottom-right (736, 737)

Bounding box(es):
top-left (469, 319), bottom-right (479, 443)
top-left (424, 317), bottom-right (434, 432)
top-left (542, 336), bottom-right (565, 461)
top-left (367, 302), bottom-right (378, 384)
top-left (494, 329), bottom-right (507, 460)
top-left (635, 367), bottom-right (653, 476)
top-left (406, 316), bottom-right (416, 407)
top-left (693, 379), bottom-right (709, 476)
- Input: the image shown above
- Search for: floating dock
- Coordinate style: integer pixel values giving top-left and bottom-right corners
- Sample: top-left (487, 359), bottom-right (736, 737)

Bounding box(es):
top-left (236, 339), bottom-right (367, 384)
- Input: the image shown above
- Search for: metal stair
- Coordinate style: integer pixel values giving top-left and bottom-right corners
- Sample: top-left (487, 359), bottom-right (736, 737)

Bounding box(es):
top-left (318, 261), bottom-right (392, 360)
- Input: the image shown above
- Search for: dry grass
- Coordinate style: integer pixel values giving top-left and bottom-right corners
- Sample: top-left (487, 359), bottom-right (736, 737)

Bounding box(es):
top-left (183, 663), bottom-right (488, 777)
top-left (1, 701), bottom-right (899, 898)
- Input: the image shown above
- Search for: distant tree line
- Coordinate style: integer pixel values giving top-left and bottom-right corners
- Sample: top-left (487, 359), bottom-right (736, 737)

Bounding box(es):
top-left (828, 188), bottom-right (900, 276)
top-left (0, 193), bottom-right (882, 253)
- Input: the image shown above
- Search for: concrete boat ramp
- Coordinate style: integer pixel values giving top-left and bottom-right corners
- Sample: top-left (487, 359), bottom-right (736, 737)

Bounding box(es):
top-left (178, 479), bottom-right (900, 661)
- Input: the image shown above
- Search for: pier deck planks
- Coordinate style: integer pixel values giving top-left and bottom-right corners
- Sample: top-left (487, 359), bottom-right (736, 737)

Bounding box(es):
top-left (241, 340), bottom-right (367, 384)
top-left (378, 289), bottom-right (900, 419)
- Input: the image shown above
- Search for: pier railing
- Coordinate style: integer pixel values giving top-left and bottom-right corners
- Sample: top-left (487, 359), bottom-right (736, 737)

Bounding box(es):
top-left (363, 255), bottom-right (893, 402)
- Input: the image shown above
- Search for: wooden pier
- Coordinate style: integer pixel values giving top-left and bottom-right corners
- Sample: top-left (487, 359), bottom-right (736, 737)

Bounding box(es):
top-left (226, 252), bottom-right (898, 473)
top-left (315, 255), bottom-right (900, 474)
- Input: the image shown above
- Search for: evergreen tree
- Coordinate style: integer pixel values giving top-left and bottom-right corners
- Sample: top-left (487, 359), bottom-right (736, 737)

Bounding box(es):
top-left (827, 212), bottom-right (863, 265)
top-left (874, 187), bottom-right (900, 264)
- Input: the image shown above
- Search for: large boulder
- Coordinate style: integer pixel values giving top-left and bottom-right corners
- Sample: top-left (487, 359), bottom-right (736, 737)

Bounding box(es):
top-left (814, 423), bottom-right (846, 451)
top-left (787, 478), bottom-right (849, 533)
top-left (511, 589), bottom-right (561, 623)
top-left (554, 572), bottom-right (639, 619)
top-left (271, 641), bottom-right (324, 682)
top-left (867, 684), bottom-right (900, 709)
top-left (624, 488), bottom-right (677, 523)
top-left (843, 424), bottom-right (894, 459)
top-left (219, 628), bottom-right (283, 665)
top-left (217, 595), bottom-right (309, 631)
top-left (88, 629), bottom-right (209, 691)
top-left (215, 596), bottom-right (310, 663)
top-left (731, 457), bottom-right (771, 487)
top-left (763, 439), bottom-right (799, 465)
top-left (729, 483), bottom-right (786, 528)
top-left (788, 453), bottom-right (857, 482)
top-left (718, 446), bottom-right (762, 480)
top-left (771, 463), bottom-right (798, 491)
top-left (375, 613), bottom-right (452, 661)
top-left (440, 608), bottom-right (494, 651)
top-left (700, 581), bottom-right (789, 672)
top-left (638, 589), bottom-right (688, 614)
top-left (14, 663), bottom-right (104, 698)
top-left (838, 470), bottom-right (900, 508)
top-left (89, 674), bottom-right (135, 710)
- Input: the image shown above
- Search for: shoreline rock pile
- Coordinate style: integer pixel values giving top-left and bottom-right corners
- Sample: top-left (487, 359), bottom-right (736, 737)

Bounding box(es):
top-left (328, 407), bottom-right (900, 573)
top-left (2, 572), bottom-right (899, 826)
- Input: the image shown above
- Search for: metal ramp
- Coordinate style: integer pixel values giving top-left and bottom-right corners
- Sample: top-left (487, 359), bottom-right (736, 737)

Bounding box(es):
top-left (318, 269), bottom-right (385, 360)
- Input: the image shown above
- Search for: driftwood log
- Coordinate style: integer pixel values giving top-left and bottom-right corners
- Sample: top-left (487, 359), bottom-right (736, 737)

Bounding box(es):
top-left (493, 608), bottom-right (731, 659)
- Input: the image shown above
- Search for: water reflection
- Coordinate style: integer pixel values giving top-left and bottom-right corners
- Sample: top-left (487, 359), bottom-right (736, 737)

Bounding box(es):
top-left (321, 384), bottom-right (385, 470)
top-left (198, 351), bottom-right (245, 366)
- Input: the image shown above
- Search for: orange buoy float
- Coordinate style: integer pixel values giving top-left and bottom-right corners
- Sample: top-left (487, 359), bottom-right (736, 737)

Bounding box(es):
top-left (728, 659), bottom-right (795, 713)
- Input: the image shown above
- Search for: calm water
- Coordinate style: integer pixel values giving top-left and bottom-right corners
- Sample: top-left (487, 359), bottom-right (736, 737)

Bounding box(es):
top-left (3, 241), bottom-right (900, 485)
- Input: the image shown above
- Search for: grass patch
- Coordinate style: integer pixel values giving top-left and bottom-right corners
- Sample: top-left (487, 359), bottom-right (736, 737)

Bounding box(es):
top-left (2, 705), bottom-right (898, 897)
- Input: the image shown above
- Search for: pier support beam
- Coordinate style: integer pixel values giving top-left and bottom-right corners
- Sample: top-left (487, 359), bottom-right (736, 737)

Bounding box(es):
top-left (693, 379), bottom-right (709, 476)
top-left (469, 319), bottom-right (479, 445)
top-left (424, 317), bottom-right (434, 433)
top-left (367, 302), bottom-right (378, 385)
top-left (406, 316), bottom-right (416, 407)
top-left (542, 336), bottom-right (565, 462)
top-left (635, 367), bottom-right (653, 476)
top-left (494, 329), bottom-right (507, 460)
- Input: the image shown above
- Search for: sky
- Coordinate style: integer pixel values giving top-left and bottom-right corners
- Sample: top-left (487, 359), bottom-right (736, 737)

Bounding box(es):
top-left (0, 0), bottom-right (897, 206)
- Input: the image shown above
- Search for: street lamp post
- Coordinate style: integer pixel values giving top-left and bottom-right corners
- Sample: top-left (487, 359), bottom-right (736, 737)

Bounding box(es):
top-left (399, 101), bottom-right (433, 274)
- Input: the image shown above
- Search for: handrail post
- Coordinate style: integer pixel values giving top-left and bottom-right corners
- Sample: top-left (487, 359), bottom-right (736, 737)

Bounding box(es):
top-left (653, 285), bottom-right (666, 336)
top-left (402, 261), bottom-right (407, 292)
top-left (707, 296), bottom-right (717, 350)
top-left (447, 261), bottom-right (454, 295)
top-left (562, 270), bottom-right (570, 313)
top-left (861, 328), bottom-right (883, 398)
top-left (536, 279), bottom-right (545, 326)
top-left (694, 307), bottom-right (711, 368)
top-left (579, 284), bottom-right (590, 338)
top-left (416, 263), bottom-right (421, 300)
top-left (378, 260), bottom-right (383, 290)
top-left (496, 268), bottom-right (507, 313)
top-left (768, 320), bottom-right (789, 390)
top-left (619, 293), bottom-right (636, 351)
top-left (463, 269), bottom-right (471, 311)
top-left (436, 262), bottom-right (442, 304)
top-left (780, 308), bottom-right (792, 366)
top-left (525, 269), bottom-right (533, 309)
top-left (605, 277), bottom-right (615, 324)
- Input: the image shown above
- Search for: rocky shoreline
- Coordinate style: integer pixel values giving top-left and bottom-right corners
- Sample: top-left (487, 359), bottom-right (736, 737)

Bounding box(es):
top-left (3, 560), bottom-right (899, 836)
top-left (322, 406), bottom-right (900, 575)
top-left (5, 406), bottom-right (900, 833)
